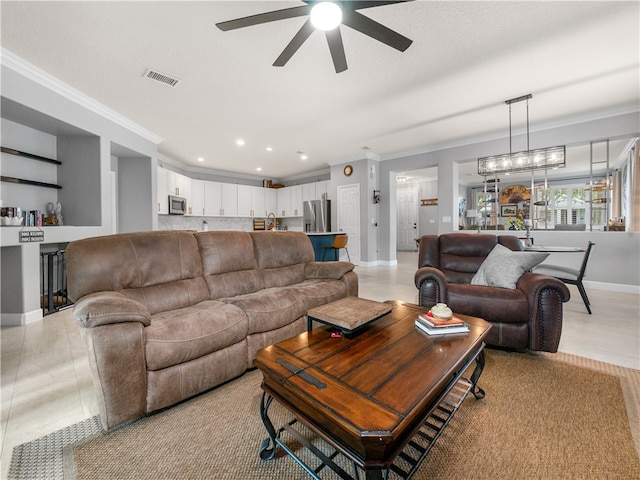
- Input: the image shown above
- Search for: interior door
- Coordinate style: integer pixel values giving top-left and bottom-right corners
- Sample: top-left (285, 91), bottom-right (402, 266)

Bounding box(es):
top-left (397, 183), bottom-right (418, 251)
top-left (337, 184), bottom-right (360, 264)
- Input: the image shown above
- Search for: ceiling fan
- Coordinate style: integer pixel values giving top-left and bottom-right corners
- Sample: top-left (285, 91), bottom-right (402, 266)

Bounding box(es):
top-left (215, 1), bottom-right (414, 73)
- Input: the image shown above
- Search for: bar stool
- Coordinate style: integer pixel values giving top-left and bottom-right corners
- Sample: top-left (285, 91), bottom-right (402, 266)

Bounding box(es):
top-left (323, 234), bottom-right (350, 262)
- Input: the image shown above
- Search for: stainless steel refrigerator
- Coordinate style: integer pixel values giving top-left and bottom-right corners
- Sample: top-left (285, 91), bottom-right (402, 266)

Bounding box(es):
top-left (303, 200), bottom-right (331, 232)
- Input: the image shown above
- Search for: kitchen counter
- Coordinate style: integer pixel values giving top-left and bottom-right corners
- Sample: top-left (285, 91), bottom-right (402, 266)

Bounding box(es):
top-left (305, 232), bottom-right (343, 261)
top-left (305, 231), bottom-right (341, 236)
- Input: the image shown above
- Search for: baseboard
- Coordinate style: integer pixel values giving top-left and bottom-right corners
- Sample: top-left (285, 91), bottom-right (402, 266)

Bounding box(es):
top-left (1, 309), bottom-right (43, 326)
top-left (584, 281), bottom-right (640, 294)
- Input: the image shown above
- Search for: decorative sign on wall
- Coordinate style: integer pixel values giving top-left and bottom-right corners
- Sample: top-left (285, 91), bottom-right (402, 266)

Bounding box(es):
top-left (420, 198), bottom-right (438, 206)
top-left (19, 229), bottom-right (44, 243)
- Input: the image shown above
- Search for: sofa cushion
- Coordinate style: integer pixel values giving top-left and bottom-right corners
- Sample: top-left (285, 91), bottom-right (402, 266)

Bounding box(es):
top-left (222, 288), bottom-right (307, 335)
top-left (250, 231), bottom-right (315, 288)
top-left (121, 277), bottom-right (211, 316)
top-left (67, 231), bottom-right (208, 311)
top-left (196, 231), bottom-right (264, 299)
top-left (448, 284), bottom-right (529, 324)
top-left (145, 301), bottom-right (248, 371)
top-left (471, 244), bottom-right (549, 289)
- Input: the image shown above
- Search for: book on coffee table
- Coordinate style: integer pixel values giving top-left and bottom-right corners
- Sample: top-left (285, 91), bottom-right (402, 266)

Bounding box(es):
top-left (418, 313), bottom-right (465, 328)
top-left (415, 316), bottom-right (469, 335)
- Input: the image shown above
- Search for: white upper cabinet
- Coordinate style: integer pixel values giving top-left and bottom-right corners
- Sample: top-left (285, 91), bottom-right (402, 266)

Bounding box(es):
top-left (157, 167), bottom-right (169, 214)
top-left (277, 187), bottom-right (290, 217)
top-left (290, 185), bottom-right (302, 217)
top-left (221, 183), bottom-right (238, 216)
top-left (238, 185), bottom-right (266, 217)
top-left (265, 189), bottom-right (277, 217)
top-left (204, 182), bottom-right (222, 216)
top-left (190, 179), bottom-right (205, 216)
top-left (237, 185), bottom-right (253, 217)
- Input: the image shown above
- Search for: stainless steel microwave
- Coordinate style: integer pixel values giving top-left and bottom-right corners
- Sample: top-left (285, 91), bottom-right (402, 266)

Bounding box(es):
top-left (168, 195), bottom-right (187, 215)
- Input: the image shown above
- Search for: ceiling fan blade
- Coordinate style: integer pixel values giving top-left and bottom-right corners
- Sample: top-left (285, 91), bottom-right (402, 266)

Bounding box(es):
top-left (342, 10), bottom-right (412, 52)
top-left (216, 5), bottom-right (312, 31)
top-left (273, 19), bottom-right (315, 67)
top-left (325, 28), bottom-right (348, 73)
top-left (347, 1), bottom-right (415, 10)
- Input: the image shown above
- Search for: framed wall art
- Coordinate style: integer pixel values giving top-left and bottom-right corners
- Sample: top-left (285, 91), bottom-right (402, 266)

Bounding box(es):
top-left (500, 204), bottom-right (518, 217)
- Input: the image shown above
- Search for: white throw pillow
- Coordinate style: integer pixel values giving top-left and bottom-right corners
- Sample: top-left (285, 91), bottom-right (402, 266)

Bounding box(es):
top-left (471, 243), bottom-right (549, 289)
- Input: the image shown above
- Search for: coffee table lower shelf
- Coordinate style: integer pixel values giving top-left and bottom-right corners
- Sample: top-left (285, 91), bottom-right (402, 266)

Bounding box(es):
top-left (259, 371), bottom-right (482, 480)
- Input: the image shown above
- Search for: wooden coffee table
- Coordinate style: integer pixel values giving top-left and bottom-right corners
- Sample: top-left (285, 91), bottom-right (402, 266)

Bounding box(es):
top-left (254, 301), bottom-right (491, 480)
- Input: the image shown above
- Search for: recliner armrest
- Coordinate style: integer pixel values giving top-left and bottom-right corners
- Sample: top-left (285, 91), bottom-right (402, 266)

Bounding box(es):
top-left (74, 291), bottom-right (152, 328)
top-left (305, 261), bottom-right (354, 280)
top-left (516, 273), bottom-right (571, 304)
top-left (415, 266), bottom-right (449, 308)
top-left (414, 266), bottom-right (447, 289)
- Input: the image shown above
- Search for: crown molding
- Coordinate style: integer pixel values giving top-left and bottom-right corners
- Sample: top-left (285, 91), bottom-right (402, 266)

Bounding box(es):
top-left (1, 48), bottom-right (163, 145)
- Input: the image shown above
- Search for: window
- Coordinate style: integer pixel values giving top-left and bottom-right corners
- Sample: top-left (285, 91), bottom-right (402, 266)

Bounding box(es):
top-left (474, 181), bottom-right (606, 230)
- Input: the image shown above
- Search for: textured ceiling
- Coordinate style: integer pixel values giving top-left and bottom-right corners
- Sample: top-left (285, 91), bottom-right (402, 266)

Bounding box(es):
top-left (1, 1), bottom-right (638, 180)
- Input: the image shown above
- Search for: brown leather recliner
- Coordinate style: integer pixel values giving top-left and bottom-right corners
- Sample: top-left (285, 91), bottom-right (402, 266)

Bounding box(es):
top-left (414, 233), bottom-right (570, 352)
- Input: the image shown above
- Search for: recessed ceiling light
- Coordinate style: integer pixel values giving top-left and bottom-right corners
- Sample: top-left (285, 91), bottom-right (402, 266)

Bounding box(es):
top-left (301, 154), bottom-right (308, 161)
top-left (197, 157), bottom-right (204, 162)
top-left (256, 167), bottom-right (262, 172)
top-left (266, 147), bottom-right (273, 152)
top-left (236, 139), bottom-right (245, 146)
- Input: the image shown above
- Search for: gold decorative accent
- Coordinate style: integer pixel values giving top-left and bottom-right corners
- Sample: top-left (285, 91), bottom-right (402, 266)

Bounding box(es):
top-left (499, 184), bottom-right (530, 204)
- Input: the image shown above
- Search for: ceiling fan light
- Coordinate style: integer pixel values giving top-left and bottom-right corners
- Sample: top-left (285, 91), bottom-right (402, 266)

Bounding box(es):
top-left (310, 2), bottom-right (342, 31)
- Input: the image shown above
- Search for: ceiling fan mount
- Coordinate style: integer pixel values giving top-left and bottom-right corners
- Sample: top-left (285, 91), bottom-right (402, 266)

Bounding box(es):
top-left (215, 1), bottom-right (414, 73)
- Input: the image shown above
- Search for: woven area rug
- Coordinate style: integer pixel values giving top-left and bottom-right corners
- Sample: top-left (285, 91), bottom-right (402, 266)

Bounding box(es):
top-left (9, 349), bottom-right (640, 479)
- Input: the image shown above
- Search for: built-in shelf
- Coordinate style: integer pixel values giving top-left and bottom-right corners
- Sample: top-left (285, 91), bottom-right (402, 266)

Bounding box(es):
top-left (1, 175), bottom-right (62, 190)
top-left (1, 146), bottom-right (62, 165)
top-left (1, 146), bottom-right (62, 190)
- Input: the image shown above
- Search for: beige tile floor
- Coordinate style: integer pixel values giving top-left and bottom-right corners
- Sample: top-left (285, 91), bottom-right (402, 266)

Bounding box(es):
top-left (1, 251), bottom-right (639, 478)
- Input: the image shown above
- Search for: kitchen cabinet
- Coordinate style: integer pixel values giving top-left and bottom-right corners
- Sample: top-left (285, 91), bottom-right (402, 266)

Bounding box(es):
top-left (238, 185), bottom-right (266, 217)
top-left (277, 187), bottom-right (290, 217)
top-left (290, 185), bottom-right (302, 216)
top-left (265, 189), bottom-right (277, 217)
top-left (190, 179), bottom-right (205, 216)
top-left (157, 167), bottom-right (169, 214)
top-left (204, 182), bottom-right (237, 216)
top-left (277, 185), bottom-right (303, 217)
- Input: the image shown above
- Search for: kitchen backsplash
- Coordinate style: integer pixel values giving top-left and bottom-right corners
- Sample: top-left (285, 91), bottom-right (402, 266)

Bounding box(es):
top-left (158, 215), bottom-right (303, 232)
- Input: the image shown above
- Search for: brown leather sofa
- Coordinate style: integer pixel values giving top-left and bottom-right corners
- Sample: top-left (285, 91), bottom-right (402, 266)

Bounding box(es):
top-left (66, 230), bottom-right (357, 430)
top-left (414, 233), bottom-right (570, 352)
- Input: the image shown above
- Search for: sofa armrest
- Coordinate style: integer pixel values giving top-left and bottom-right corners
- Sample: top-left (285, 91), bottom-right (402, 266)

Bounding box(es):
top-left (74, 291), bottom-right (151, 328)
top-left (305, 261), bottom-right (354, 280)
top-left (516, 273), bottom-right (571, 352)
top-left (414, 266), bottom-right (449, 308)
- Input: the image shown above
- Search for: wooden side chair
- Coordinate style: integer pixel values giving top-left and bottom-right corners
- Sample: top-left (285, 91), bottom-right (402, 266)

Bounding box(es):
top-left (323, 234), bottom-right (351, 262)
top-left (533, 241), bottom-right (595, 314)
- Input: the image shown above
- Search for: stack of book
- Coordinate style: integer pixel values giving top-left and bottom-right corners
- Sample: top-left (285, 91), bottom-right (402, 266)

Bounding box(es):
top-left (415, 312), bottom-right (469, 336)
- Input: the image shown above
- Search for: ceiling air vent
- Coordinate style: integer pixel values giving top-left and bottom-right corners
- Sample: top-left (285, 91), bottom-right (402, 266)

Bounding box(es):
top-left (144, 68), bottom-right (181, 87)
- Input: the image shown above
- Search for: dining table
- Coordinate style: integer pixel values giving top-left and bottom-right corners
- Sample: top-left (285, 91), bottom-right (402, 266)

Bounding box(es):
top-left (524, 245), bottom-right (586, 253)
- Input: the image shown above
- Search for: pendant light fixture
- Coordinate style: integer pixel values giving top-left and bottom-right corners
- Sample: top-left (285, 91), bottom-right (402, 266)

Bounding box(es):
top-left (477, 94), bottom-right (566, 176)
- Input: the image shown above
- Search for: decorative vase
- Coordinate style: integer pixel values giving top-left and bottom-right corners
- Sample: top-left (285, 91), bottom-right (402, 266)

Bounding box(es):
top-left (431, 303), bottom-right (452, 319)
